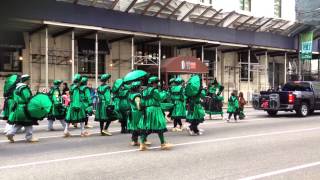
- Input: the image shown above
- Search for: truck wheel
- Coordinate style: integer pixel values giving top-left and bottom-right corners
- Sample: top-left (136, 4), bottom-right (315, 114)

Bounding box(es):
top-left (296, 102), bottom-right (309, 117)
top-left (267, 110), bottom-right (278, 117)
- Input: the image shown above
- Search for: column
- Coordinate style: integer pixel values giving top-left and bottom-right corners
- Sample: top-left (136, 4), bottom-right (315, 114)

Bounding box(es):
top-left (273, 59), bottom-right (275, 88)
top-left (284, 52), bottom-right (287, 83)
top-left (265, 51), bottom-right (268, 90)
top-left (29, 36), bottom-right (33, 89)
top-left (45, 27), bottom-right (49, 89)
top-left (71, 30), bottom-right (75, 80)
top-left (158, 40), bottom-right (161, 79)
top-left (95, 32), bottom-right (98, 88)
top-left (215, 47), bottom-right (218, 78)
top-left (201, 45), bottom-right (204, 62)
top-left (131, 37), bottom-right (134, 70)
top-left (248, 49), bottom-right (251, 97)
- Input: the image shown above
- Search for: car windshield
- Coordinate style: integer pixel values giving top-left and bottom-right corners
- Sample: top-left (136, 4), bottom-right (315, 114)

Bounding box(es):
top-left (282, 82), bottom-right (312, 92)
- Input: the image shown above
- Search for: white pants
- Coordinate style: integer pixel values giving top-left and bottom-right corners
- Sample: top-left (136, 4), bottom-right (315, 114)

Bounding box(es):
top-left (7, 125), bottom-right (33, 141)
top-left (64, 122), bottom-right (85, 134)
top-left (48, 119), bottom-right (66, 130)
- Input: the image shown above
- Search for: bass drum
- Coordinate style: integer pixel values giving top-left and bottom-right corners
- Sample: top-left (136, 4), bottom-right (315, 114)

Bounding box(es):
top-left (26, 93), bottom-right (53, 120)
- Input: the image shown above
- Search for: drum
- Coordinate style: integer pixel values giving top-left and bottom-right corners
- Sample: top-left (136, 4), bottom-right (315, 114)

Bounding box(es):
top-left (26, 93), bottom-right (53, 120)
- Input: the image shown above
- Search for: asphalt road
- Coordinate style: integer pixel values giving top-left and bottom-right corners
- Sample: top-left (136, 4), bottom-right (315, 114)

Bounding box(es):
top-left (1, 109), bottom-right (320, 180)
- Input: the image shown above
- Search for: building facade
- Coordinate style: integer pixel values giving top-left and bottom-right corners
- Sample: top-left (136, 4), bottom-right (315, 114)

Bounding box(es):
top-left (0, 0), bottom-right (319, 104)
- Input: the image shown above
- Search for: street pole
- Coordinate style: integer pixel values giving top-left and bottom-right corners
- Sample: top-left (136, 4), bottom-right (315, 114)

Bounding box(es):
top-left (265, 51), bottom-right (268, 90)
top-left (29, 36), bottom-right (33, 89)
top-left (284, 52), bottom-right (287, 83)
top-left (215, 47), bottom-right (218, 79)
top-left (248, 49), bottom-right (251, 99)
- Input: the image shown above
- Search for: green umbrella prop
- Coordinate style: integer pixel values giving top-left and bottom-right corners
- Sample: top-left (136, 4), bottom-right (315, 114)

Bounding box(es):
top-left (3, 74), bottom-right (19, 97)
top-left (185, 75), bottom-right (202, 97)
top-left (123, 70), bottom-right (147, 83)
top-left (112, 79), bottom-right (124, 93)
top-left (26, 93), bottom-right (53, 120)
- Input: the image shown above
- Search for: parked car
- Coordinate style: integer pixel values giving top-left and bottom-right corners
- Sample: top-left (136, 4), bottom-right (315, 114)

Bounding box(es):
top-left (252, 81), bottom-right (320, 117)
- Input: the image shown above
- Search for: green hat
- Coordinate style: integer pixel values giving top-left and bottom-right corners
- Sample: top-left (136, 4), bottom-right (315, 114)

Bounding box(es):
top-left (130, 81), bottom-right (141, 89)
top-left (175, 77), bottom-right (184, 84)
top-left (169, 78), bottom-right (175, 84)
top-left (80, 76), bottom-right (88, 85)
top-left (111, 79), bottom-right (123, 93)
top-left (185, 75), bottom-right (201, 97)
top-left (73, 74), bottom-right (82, 83)
top-left (100, 74), bottom-right (111, 82)
top-left (148, 76), bottom-right (159, 84)
top-left (53, 80), bottom-right (63, 86)
top-left (21, 74), bottom-right (30, 82)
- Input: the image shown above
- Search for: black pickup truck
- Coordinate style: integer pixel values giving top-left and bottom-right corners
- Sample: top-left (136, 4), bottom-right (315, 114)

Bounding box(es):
top-left (252, 81), bottom-right (320, 117)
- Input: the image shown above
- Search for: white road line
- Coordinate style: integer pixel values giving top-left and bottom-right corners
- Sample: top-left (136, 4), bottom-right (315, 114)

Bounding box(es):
top-left (0, 126), bottom-right (319, 170)
top-left (239, 161), bottom-right (320, 180)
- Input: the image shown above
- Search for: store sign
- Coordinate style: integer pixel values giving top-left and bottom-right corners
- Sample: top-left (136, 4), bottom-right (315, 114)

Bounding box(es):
top-left (300, 31), bottom-right (313, 61)
top-left (181, 60), bottom-right (197, 70)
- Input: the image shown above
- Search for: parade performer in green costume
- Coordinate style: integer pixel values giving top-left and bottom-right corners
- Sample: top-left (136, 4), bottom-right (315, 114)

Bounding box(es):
top-left (1, 74), bottom-right (20, 134)
top-left (185, 75), bottom-right (206, 136)
top-left (227, 92), bottom-right (239, 122)
top-left (112, 79), bottom-right (130, 134)
top-left (79, 76), bottom-right (93, 129)
top-left (127, 81), bottom-right (143, 146)
top-left (139, 76), bottom-right (172, 151)
top-left (171, 77), bottom-right (186, 132)
top-left (47, 80), bottom-right (66, 131)
top-left (65, 74), bottom-right (88, 137)
top-left (95, 74), bottom-right (116, 136)
top-left (6, 74), bottom-right (39, 142)
top-left (205, 78), bottom-right (224, 119)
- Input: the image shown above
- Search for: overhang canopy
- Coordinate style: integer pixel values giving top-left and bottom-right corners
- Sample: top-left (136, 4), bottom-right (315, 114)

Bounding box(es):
top-left (149, 56), bottom-right (208, 74)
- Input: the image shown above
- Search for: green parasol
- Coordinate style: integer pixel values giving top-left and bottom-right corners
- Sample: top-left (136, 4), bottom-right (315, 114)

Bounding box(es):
top-left (112, 79), bottom-right (124, 93)
top-left (185, 75), bottom-right (201, 97)
top-left (3, 74), bottom-right (19, 97)
top-left (123, 70), bottom-right (147, 83)
top-left (26, 93), bottom-right (53, 120)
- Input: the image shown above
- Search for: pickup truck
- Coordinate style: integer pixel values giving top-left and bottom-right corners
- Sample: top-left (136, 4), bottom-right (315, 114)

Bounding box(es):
top-left (252, 81), bottom-right (320, 117)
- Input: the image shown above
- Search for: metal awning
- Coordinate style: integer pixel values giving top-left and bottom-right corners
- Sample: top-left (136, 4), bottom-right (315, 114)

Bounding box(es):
top-left (57, 0), bottom-right (305, 36)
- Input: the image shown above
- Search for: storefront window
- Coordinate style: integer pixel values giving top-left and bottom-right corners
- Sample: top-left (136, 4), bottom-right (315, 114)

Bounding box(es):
top-left (240, 0), bottom-right (251, 11)
top-left (274, 0), bottom-right (281, 18)
top-left (78, 53), bottom-right (105, 74)
top-left (239, 52), bottom-right (256, 81)
top-left (0, 48), bottom-right (22, 72)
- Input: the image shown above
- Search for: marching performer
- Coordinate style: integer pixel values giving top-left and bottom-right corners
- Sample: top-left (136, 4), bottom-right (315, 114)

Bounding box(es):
top-left (171, 77), bottom-right (186, 132)
top-left (80, 77), bottom-right (94, 128)
top-left (205, 78), bottom-right (224, 119)
top-left (6, 74), bottom-right (39, 142)
top-left (227, 92), bottom-right (239, 122)
top-left (127, 81), bottom-right (143, 146)
top-left (1, 74), bottom-right (20, 134)
top-left (112, 79), bottom-right (130, 134)
top-left (95, 74), bottom-right (114, 136)
top-left (139, 76), bottom-right (171, 151)
top-left (65, 74), bottom-right (88, 137)
top-left (185, 75), bottom-right (206, 136)
top-left (47, 80), bottom-right (66, 131)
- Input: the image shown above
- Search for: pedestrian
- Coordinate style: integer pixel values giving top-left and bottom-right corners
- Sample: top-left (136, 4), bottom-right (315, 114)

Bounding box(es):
top-left (185, 75), bottom-right (206, 136)
top-left (47, 80), bottom-right (66, 131)
top-left (139, 76), bottom-right (172, 151)
top-left (6, 74), bottom-right (39, 143)
top-left (95, 74), bottom-right (115, 136)
top-left (227, 92), bottom-right (239, 122)
top-left (238, 92), bottom-right (247, 120)
top-left (171, 77), bottom-right (186, 132)
top-left (62, 90), bottom-right (70, 107)
top-left (64, 74), bottom-right (89, 137)
top-left (80, 77), bottom-right (94, 129)
top-left (62, 82), bottom-right (69, 95)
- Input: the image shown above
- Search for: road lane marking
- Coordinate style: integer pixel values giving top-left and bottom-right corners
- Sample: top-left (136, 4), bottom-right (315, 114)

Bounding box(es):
top-left (240, 161), bottom-right (320, 180)
top-left (0, 126), bottom-right (320, 170)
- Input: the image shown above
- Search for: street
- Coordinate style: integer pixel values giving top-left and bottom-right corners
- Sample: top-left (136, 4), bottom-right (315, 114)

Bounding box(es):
top-left (0, 109), bottom-right (320, 180)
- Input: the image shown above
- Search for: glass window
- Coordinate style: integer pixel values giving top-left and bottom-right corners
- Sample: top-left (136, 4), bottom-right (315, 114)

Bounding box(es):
top-left (240, 0), bottom-right (251, 11)
top-left (78, 53), bottom-right (105, 74)
top-left (274, 0), bottom-right (281, 18)
top-left (282, 82), bottom-right (311, 91)
top-left (0, 48), bottom-right (22, 72)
